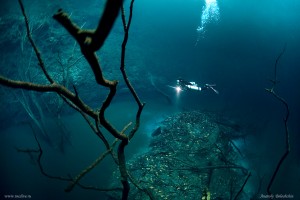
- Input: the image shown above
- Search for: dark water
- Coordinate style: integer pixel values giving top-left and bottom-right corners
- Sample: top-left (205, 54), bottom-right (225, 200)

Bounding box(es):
top-left (0, 0), bottom-right (300, 199)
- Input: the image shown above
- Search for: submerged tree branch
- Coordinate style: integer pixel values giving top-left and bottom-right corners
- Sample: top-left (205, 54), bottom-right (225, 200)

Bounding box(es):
top-left (65, 139), bottom-right (118, 192)
top-left (265, 45), bottom-right (290, 195)
top-left (53, 5), bottom-right (128, 142)
top-left (265, 88), bottom-right (290, 195)
top-left (120, 0), bottom-right (144, 109)
top-left (17, 128), bottom-right (122, 193)
top-left (1, 0), bottom-right (145, 199)
top-left (270, 43), bottom-right (286, 89)
top-left (117, 1), bottom-right (148, 199)
top-left (0, 76), bottom-right (97, 118)
top-left (18, 0), bottom-right (54, 84)
top-left (233, 172), bottom-right (251, 200)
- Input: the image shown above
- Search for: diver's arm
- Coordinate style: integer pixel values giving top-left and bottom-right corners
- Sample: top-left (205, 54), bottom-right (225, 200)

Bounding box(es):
top-left (204, 84), bottom-right (219, 94)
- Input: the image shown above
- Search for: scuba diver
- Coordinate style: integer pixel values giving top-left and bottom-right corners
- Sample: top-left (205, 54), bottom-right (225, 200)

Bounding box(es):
top-left (174, 78), bottom-right (219, 94)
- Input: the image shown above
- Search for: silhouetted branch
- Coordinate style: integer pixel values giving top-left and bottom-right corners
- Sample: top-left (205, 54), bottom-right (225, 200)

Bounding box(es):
top-left (118, 1), bottom-right (147, 199)
top-left (1, 0), bottom-right (145, 199)
top-left (0, 77), bottom-right (98, 118)
top-left (265, 45), bottom-right (290, 195)
top-left (265, 88), bottom-right (290, 195)
top-left (18, 128), bottom-right (71, 182)
top-left (18, 0), bottom-right (54, 83)
top-left (233, 172), bottom-right (251, 200)
top-left (17, 130), bottom-right (122, 193)
top-left (53, 7), bottom-right (128, 141)
top-left (52, 5), bottom-right (119, 86)
top-left (269, 43), bottom-right (286, 89)
top-left (127, 172), bottom-right (156, 200)
top-left (120, 0), bottom-right (144, 109)
top-left (229, 140), bottom-right (244, 158)
top-left (120, 0), bottom-right (145, 141)
top-left (65, 139), bottom-right (118, 192)
top-left (53, 0), bottom-right (145, 199)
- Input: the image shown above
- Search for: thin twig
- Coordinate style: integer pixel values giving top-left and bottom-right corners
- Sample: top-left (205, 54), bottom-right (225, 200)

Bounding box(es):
top-left (265, 45), bottom-right (290, 195)
top-left (118, 1), bottom-right (147, 199)
top-left (265, 89), bottom-right (290, 195)
top-left (18, 0), bottom-right (54, 83)
top-left (270, 43), bottom-right (286, 89)
top-left (0, 77), bottom-right (98, 118)
top-left (233, 172), bottom-right (251, 200)
top-left (1, 1), bottom-right (145, 199)
top-left (65, 139), bottom-right (118, 192)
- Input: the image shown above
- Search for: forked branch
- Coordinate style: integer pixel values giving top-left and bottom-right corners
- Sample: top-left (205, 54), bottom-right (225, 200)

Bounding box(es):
top-left (1, 0), bottom-right (146, 199)
top-left (17, 127), bottom-right (122, 193)
top-left (18, 0), bottom-right (53, 83)
top-left (53, 3), bottom-right (128, 141)
top-left (265, 45), bottom-right (290, 195)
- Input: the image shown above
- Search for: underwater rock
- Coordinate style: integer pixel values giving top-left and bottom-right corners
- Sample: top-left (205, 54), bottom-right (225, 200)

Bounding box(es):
top-left (151, 126), bottom-right (162, 137)
top-left (108, 111), bottom-right (253, 200)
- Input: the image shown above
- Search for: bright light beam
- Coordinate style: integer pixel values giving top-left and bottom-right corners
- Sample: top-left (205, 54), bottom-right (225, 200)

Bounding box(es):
top-left (195, 0), bottom-right (220, 45)
top-left (175, 86), bottom-right (182, 93)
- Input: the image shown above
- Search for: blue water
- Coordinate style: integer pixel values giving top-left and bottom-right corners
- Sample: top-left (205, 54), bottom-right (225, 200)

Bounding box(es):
top-left (1, 0), bottom-right (300, 199)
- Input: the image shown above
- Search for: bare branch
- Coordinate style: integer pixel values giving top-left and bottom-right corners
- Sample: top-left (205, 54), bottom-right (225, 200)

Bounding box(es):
top-left (98, 82), bottom-right (128, 140)
top-left (233, 172), bottom-right (251, 200)
top-left (120, 0), bottom-right (144, 108)
top-left (121, 122), bottom-right (133, 134)
top-left (53, 8), bottom-right (129, 141)
top-left (18, 0), bottom-right (54, 83)
top-left (265, 45), bottom-right (291, 195)
top-left (65, 139), bottom-right (118, 192)
top-left (32, 130), bottom-right (72, 182)
top-left (265, 89), bottom-right (290, 195)
top-left (52, 7), bottom-right (119, 86)
top-left (120, 0), bottom-right (145, 142)
top-left (269, 43), bottom-right (286, 89)
top-left (1, 1), bottom-right (145, 199)
top-left (0, 76), bottom-right (97, 118)
top-left (17, 128), bottom-right (122, 193)
top-left (127, 172), bottom-right (156, 200)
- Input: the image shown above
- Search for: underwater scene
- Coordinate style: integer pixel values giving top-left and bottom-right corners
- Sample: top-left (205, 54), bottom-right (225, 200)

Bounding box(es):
top-left (0, 0), bottom-right (300, 199)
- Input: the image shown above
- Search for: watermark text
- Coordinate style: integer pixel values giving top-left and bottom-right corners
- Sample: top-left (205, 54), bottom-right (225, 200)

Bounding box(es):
top-left (259, 193), bottom-right (294, 199)
top-left (3, 194), bottom-right (32, 199)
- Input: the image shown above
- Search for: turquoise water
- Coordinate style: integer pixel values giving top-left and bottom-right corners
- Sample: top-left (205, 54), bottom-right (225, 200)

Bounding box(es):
top-left (1, 0), bottom-right (300, 199)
